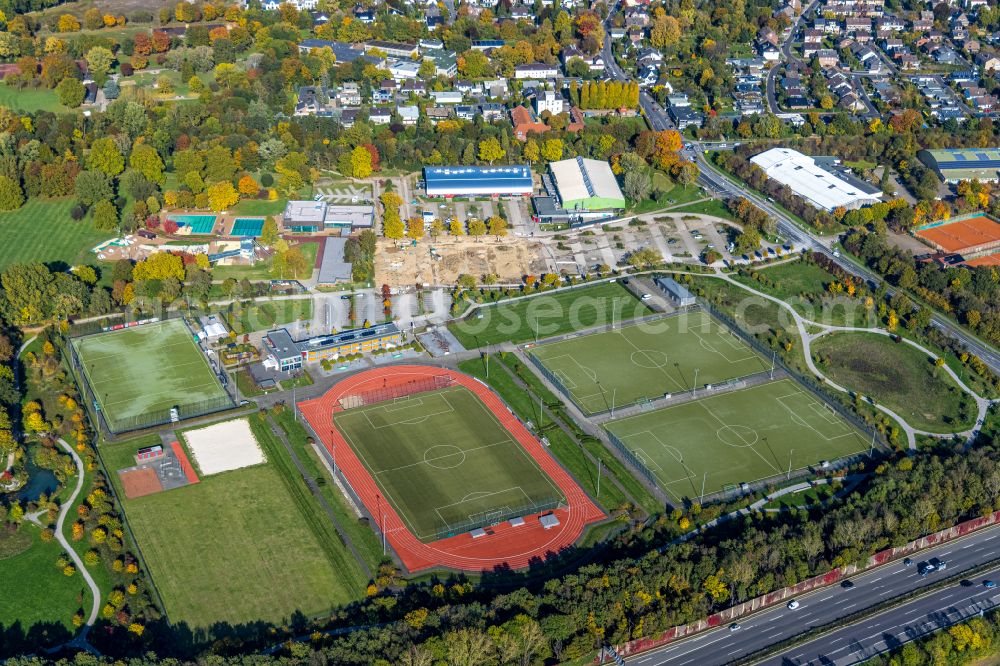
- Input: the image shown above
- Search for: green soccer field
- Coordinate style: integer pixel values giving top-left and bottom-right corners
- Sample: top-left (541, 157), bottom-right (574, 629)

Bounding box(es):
top-left (530, 310), bottom-right (770, 414)
top-left (333, 385), bottom-right (564, 541)
top-left (72, 319), bottom-right (230, 428)
top-left (604, 379), bottom-right (869, 503)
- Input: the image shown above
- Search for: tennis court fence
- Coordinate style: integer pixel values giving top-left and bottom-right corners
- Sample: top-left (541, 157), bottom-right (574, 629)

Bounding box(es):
top-left (338, 374), bottom-right (455, 410)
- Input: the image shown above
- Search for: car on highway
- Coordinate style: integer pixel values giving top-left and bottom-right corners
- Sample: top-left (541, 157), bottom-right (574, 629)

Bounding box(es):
top-left (840, 580), bottom-right (855, 589)
top-left (787, 600), bottom-right (800, 610)
top-left (903, 557), bottom-right (913, 566)
top-left (985, 580), bottom-right (997, 589)
top-left (729, 623), bottom-right (741, 632)
top-left (919, 562), bottom-right (936, 576)
top-left (641, 294), bottom-right (652, 301)
top-left (930, 557), bottom-right (947, 571)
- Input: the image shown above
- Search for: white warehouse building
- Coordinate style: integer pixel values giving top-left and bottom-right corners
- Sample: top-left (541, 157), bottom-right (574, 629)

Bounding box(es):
top-left (749, 148), bottom-right (882, 212)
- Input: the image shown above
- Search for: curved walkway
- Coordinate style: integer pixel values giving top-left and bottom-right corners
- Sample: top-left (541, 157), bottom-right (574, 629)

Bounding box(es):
top-left (26, 438), bottom-right (101, 628)
top-left (710, 271), bottom-right (994, 450)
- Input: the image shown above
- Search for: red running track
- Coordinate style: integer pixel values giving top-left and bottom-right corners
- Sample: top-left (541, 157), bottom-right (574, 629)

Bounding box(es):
top-left (299, 365), bottom-right (605, 573)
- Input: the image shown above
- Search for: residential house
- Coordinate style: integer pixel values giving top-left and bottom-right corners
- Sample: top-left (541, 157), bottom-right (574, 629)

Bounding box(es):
top-left (976, 51), bottom-right (1000, 72)
top-left (432, 90), bottom-right (464, 104)
top-left (514, 63), bottom-right (560, 79)
top-left (338, 82), bottom-right (361, 106)
top-left (397, 105), bottom-right (419, 125)
top-left (479, 103), bottom-right (505, 121)
top-left (816, 49), bottom-right (840, 68)
top-left (365, 40), bottom-right (419, 58)
top-left (535, 90), bottom-right (564, 115)
top-left (368, 108), bottom-right (392, 124)
top-left (388, 59), bottom-right (421, 80)
top-left (401, 80), bottom-right (427, 96)
top-left (510, 105), bottom-right (549, 140)
top-left (425, 106), bottom-right (452, 124)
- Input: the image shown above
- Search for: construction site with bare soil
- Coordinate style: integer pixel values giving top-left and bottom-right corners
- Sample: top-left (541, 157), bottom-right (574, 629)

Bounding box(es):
top-left (374, 236), bottom-right (548, 286)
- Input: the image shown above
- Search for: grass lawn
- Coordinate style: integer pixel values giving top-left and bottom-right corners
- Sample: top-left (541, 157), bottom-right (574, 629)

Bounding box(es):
top-left (0, 84), bottom-right (66, 113)
top-left (72, 319), bottom-right (231, 431)
top-left (0, 198), bottom-right (111, 272)
top-left (233, 199), bottom-right (296, 216)
top-left (529, 310), bottom-right (768, 414)
top-left (103, 421), bottom-right (364, 628)
top-left (448, 281), bottom-right (652, 348)
top-left (732, 260), bottom-right (878, 328)
top-left (672, 199), bottom-right (736, 221)
top-left (811, 332), bottom-right (977, 433)
top-left (0, 526), bottom-right (84, 637)
top-left (212, 242), bottom-right (318, 281)
top-left (333, 385), bottom-right (564, 541)
top-left (762, 482), bottom-right (837, 510)
top-left (630, 179), bottom-right (704, 214)
top-left (605, 378), bottom-right (869, 503)
top-left (223, 299), bottom-right (313, 335)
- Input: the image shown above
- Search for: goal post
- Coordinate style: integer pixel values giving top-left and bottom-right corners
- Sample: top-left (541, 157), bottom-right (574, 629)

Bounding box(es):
top-left (338, 374), bottom-right (455, 410)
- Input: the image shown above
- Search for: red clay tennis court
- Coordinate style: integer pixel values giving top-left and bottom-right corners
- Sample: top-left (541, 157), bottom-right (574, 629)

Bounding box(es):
top-left (299, 365), bottom-right (605, 573)
top-left (916, 215), bottom-right (1000, 254)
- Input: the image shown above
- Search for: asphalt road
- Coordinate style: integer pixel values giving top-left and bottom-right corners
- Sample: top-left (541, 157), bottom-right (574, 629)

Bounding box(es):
top-left (625, 524), bottom-right (1000, 666)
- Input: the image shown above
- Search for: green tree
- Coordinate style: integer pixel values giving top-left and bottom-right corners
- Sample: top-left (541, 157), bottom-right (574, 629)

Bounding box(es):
top-left (56, 77), bottom-right (85, 107)
top-left (468, 218), bottom-right (487, 237)
top-left (0, 175), bottom-right (24, 211)
top-left (478, 137), bottom-right (505, 164)
top-left (74, 170), bottom-right (113, 206)
top-left (129, 143), bottom-right (164, 184)
top-left (206, 181), bottom-right (239, 212)
top-left (540, 139), bottom-right (564, 162)
top-left (260, 216), bottom-right (279, 245)
top-left (91, 200), bottom-right (118, 230)
top-left (349, 145), bottom-right (373, 179)
top-left (86, 138), bottom-right (125, 177)
top-left (85, 46), bottom-right (115, 84)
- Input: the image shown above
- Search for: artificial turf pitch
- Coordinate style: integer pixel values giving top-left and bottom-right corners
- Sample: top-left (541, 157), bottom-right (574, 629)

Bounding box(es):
top-left (72, 319), bottom-right (229, 427)
top-left (604, 378), bottom-right (869, 502)
top-left (529, 310), bottom-right (770, 414)
top-left (332, 385), bottom-right (564, 541)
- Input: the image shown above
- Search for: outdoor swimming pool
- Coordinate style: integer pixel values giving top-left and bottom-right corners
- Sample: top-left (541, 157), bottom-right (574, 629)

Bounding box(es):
top-left (231, 217), bottom-right (265, 237)
top-left (168, 214), bottom-right (217, 234)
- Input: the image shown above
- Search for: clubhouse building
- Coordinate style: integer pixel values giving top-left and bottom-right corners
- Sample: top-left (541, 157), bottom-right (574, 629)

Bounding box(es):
top-left (263, 323), bottom-right (404, 371)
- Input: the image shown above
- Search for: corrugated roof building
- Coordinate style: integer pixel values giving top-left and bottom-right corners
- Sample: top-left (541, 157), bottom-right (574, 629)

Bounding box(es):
top-left (919, 148), bottom-right (1000, 183)
top-left (750, 148), bottom-right (882, 212)
top-left (423, 165), bottom-right (534, 197)
top-left (550, 157), bottom-right (627, 211)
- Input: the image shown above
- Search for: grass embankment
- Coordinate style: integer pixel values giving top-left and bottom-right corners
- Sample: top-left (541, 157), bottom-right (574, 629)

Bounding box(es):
top-left (448, 281), bottom-right (651, 348)
top-left (812, 331), bottom-right (976, 433)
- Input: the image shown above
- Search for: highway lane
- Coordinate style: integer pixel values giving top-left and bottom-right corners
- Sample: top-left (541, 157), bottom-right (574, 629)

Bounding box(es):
top-left (625, 523), bottom-right (1000, 665)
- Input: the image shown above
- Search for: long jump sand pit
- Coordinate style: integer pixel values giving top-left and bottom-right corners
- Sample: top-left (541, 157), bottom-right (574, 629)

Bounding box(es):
top-left (183, 418), bottom-right (266, 476)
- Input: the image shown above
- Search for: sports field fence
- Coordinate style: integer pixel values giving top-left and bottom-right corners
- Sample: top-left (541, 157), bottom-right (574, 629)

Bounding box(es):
top-left (429, 497), bottom-right (565, 541)
top-left (65, 308), bottom-right (193, 339)
top-left (698, 298), bottom-right (887, 452)
top-left (605, 430), bottom-right (660, 488)
top-left (338, 374), bottom-right (455, 409)
top-left (67, 339), bottom-right (236, 435)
